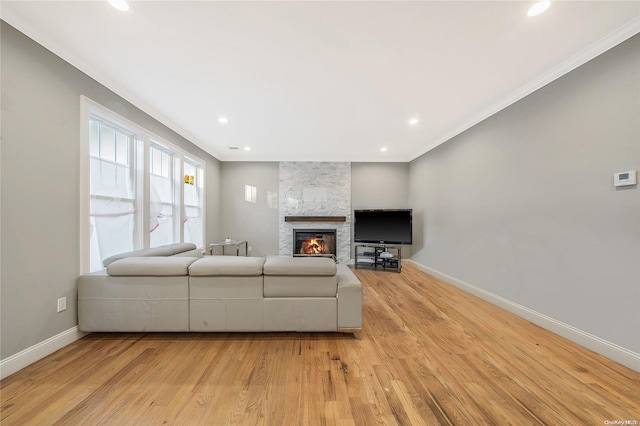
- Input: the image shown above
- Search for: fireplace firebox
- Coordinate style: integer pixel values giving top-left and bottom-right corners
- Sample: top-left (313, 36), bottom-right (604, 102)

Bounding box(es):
top-left (293, 229), bottom-right (336, 258)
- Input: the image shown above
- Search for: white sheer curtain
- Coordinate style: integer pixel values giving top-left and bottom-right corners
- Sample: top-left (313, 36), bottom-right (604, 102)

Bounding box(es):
top-left (149, 146), bottom-right (175, 247)
top-left (89, 150), bottom-right (135, 271)
top-left (86, 115), bottom-right (205, 272)
top-left (149, 174), bottom-right (174, 247)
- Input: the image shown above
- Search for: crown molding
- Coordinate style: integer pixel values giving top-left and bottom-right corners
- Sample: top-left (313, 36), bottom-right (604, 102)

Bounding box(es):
top-left (3, 8), bottom-right (639, 164)
top-left (0, 12), bottom-right (221, 161)
top-left (411, 15), bottom-right (640, 161)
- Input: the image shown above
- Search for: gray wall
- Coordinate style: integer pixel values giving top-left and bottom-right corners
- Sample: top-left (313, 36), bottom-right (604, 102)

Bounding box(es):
top-left (4, 14), bottom-right (636, 366)
top-left (409, 34), bottom-right (640, 353)
top-left (352, 163), bottom-right (409, 209)
top-left (0, 22), bottom-right (221, 359)
top-left (220, 162), bottom-right (279, 257)
top-left (218, 162), bottom-right (411, 260)
top-left (351, 162), bottom-right (411, 257)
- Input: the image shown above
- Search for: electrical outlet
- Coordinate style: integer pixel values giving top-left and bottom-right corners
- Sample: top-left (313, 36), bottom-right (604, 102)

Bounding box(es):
top-left (57, 297), bottom-right (67, 313)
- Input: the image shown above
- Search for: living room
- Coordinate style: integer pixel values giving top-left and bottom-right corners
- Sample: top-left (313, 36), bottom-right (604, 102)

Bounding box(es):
top-left (1, 1), bottom-right (639, 423)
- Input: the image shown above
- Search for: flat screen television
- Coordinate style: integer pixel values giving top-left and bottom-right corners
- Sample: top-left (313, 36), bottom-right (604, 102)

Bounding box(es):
top-left (353, 209), bottom-right (412, 245)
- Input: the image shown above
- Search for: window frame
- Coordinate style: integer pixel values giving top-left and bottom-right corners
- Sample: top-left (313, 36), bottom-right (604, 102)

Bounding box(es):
top-left (183, 157), bottom-right (205, 249)
top-left (80, 96), bottom-right (206, 273)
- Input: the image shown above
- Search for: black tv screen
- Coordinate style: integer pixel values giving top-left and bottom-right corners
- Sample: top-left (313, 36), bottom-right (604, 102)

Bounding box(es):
top-left (354, 209), bottom-right (412, 245)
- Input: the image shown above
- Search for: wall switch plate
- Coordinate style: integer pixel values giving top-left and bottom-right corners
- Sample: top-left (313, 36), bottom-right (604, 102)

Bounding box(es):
top-left (614, 170), bottom-right (637, 187)
top-left (57, 297), bottom-right (67, 312)
top-left (248, 246), bottom-right (252, 252)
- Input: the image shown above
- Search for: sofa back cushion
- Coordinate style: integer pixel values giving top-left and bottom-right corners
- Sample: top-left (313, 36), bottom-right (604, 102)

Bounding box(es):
top-left (189, 256), bottom-right (265, 276)
top-left (102, 247), bottom-right (171, 268)
top-left (263, 257), bottom-right (337, 276)
top-left (263, 276), bottom-right (338, 297)
top-left (107, 257), bottom-right (198, 276)
top-left (102, 243), bottom-right (198, 267)
top-left (163, 242), bottom-right (198, 255)
top-left (172, 249), bottom-right (204, 259)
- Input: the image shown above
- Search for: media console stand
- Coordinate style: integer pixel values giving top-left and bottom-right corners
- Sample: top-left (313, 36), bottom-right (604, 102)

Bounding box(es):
top-left (354, 244), bottom-right (402, 273)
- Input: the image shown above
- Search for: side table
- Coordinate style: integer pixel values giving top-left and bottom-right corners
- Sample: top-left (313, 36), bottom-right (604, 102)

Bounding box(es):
top-left (209, 240), bottom-right (248, 256)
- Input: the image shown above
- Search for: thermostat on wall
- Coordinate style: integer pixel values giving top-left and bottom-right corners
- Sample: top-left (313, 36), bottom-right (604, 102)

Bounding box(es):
top-left (614, 170), bottom-right (637, 187)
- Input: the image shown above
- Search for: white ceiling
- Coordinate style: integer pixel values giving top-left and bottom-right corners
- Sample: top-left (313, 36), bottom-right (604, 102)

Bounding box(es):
top-left (2, 1), bottom-right (639, 162)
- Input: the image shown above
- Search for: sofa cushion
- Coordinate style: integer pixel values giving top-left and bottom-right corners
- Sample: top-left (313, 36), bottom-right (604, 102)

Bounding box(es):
top-left (190, 276), bottom-right (264, 299)
top-left (264, 275), bottom-right (337, 297)
top-left (189, 256), bottom-right (265, 276)
top-left (107, 257), bottom-right (198, 276)
top-left (78, 274), bottom-right (190, 332)
top-left (263, 257), bottom-right (336, 276)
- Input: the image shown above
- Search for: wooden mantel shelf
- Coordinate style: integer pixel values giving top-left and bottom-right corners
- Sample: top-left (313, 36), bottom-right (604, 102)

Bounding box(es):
top-left (285, 216), bottom-right (346, 222)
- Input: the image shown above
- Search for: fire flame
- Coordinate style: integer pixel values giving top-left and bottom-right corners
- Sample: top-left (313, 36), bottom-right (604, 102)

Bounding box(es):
top-left (302, 238), bottom-right (324, 254)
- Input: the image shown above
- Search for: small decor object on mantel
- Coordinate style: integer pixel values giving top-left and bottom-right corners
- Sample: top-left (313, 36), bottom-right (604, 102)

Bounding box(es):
top-left (225, 237), bottom-right (231, 243)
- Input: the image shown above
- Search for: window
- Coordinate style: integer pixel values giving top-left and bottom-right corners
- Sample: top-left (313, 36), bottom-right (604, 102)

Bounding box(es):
top-left (88, 120), bottom-right (137, 272)
top-left (149, 144), bottom-right (177, 247)
top-left (80, 97), bottom-right (206, 273)
top-left (184, 159), bottom-right (204, 248)
top-left (245, 185), bottom-right (257, 203)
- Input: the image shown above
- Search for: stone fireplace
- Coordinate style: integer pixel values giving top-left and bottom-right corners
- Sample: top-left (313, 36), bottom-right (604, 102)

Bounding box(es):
top-left (279, 162), bottom-right (351, 263)
top-left (293, 229), bottom-right (337, 257)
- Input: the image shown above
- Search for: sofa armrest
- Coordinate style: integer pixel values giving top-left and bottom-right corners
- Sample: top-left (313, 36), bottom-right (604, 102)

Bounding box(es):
top-left (336, 264), bottom-right (362, 329)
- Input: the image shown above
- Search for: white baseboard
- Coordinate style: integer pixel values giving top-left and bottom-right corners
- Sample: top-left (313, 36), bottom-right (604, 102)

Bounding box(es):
top-left (405, 259), bottom-right (640, 373)
top-left (0, 326), bottom-right (87, 380)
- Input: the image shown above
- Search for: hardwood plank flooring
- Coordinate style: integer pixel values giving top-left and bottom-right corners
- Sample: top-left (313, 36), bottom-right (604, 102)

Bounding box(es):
top-left (2, 263), bottom-right (639, 425)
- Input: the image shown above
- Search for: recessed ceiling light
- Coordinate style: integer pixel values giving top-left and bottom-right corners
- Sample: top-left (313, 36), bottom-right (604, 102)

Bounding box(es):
top-left (218, 116), bottom-right (229, 124)
top-left (107, 0), bottom-right (130, 12)
top-left (408, 118), bottom-right (419, 125)
top-left (244, 147), bottom-right (251, 151)
top-left (528, 0), bottom-right (550, 17)
top-left (380, 147), bottom-right (388, 152)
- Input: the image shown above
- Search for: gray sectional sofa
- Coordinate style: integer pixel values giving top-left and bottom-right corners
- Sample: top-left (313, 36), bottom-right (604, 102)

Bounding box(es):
top-left (77, 244), bottom-right (362, 333)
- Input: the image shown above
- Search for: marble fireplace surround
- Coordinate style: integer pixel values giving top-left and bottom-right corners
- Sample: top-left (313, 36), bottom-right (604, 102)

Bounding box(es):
top-left (279, 162), bottom-right (351, 263)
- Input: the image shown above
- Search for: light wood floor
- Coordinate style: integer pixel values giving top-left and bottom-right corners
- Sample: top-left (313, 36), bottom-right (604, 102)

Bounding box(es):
top-left (2, 263), bottom-right (639, 425)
